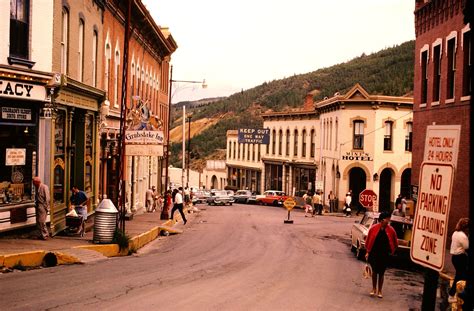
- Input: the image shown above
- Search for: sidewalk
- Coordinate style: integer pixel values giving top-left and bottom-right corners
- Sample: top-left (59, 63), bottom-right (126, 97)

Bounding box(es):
top-left (0, 208), bottom-right (190, 270)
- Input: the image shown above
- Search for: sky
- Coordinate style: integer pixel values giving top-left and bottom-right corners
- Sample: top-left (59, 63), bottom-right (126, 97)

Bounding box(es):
top-left (143, 0), bottom-right (415, 104)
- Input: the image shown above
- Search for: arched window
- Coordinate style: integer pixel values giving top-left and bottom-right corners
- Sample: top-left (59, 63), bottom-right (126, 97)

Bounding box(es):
top-left (61, 7), bottom-right (69, 74)
top-left (92, 30), bottom-right (98, 87)
top-left (131, 62), bottom-right (135, 95)
top-left (310, 129), bottom-right (315, 158)
top-left (278, 130), bottom-right (283, 155)
top-left (114, 50), bottom-right (120, 107)
top-left (272, 129), bottom-right (276, 155)
top-left (78, 19), bottom-right (84, 81)
top-left (286, 129), bottom-right (290, 156)
top-left (302, 129), bottom-right (307, 157)
top-left (294, 129), bottom-right (298, 156)
top-left (105, 43), bottom-right (111, 93)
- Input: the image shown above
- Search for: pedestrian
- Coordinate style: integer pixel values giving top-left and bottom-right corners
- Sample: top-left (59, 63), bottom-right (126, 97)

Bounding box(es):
top-left (70, 186), bottom-right (88, 220)
top-left (394, 194), bottom-right (402, 211)
top-left (32, 177), bottom-right (50, 240)
top-left (303, 191), bottom-right (313, 217)
top-left (155, 193), bottom-right (163, 213)
top-left (448, 217), bottom-right (469, 302)
top-left (344, 192), bottom-right (352, 217)
top-left (328, 190), bottom-right (336, 213)
top-left (313, 191), bottom-right (322, 215)
top-left (170, 187), bottom-right (187, 224)
top-left (365, 212), bottom-right (398, 299)
top-left (184, 186), bottom-right (191, 207)
top-left (401, 195), bottom-right (407, 214)
top-left (145, 186), bottom-right (156, 212)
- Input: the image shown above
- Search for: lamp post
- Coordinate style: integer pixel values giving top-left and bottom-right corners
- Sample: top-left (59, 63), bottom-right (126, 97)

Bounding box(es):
top-left (186, 114), bottom-right (192, 188)
top-left (161, 66), bottom-right (206, 220)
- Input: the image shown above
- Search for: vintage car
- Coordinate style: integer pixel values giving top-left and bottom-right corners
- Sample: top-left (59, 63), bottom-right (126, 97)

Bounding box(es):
top-left (256, 190), bottom-right (288, 206)
top-left (206, 190), bottom-right (234, 206)
top-left (192, 190), bottom-right (210, 204)
top-left (233, 190), bottom-right (256, 204)
top-left (350, 212), bottom-right (413, 260)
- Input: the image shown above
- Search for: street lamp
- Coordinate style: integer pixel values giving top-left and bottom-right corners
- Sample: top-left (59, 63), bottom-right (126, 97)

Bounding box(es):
top-left (186, 114), bottom-right (192, 188)
top-left (161, 65), bottom-right (206, 220)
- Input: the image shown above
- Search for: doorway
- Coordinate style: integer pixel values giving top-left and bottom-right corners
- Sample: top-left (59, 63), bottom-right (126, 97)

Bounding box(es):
top-left (348, 167), bottom-right (366, 212)
top-left (378, 168), bottom-right (393, 212)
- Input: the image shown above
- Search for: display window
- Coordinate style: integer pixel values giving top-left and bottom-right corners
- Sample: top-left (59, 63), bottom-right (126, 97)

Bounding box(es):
top-left (53, 109), bottom-right (66, 204)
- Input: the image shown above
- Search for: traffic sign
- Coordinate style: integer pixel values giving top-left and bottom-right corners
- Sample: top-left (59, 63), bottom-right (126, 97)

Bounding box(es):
top-left (283, 197), bottom-right (296, 211)
top-left (359, 189), bottom-right (377, 209)
top-left (410, 163), bottom-right (454, 271)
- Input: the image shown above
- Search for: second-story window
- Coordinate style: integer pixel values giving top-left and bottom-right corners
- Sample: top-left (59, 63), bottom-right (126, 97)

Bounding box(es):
top-left (131, 63), bottom-right (135, 95)
top-left (463, 30), bottom-right (471, 97)
top-left (285, 129), bottom-right (290, 156)
top-left (114, 51), bottom-right (120, 107)
top-left (405, 122), bottom-right (413, 152)
top-left (302, 129), bottom-right (307, 157)
top-left (92, 31), bottom-right (98, 87)
top-left (228, 141), bottom-right (231, 159)
top-left (78, 19), bottom-right (84, 82)
top-left (278, 130), bottom-right (282, 155)
top-left (293, 129), bottom-right (298, 156)
top-left (10, 0), bottom-right (30, 59)
top-left (105, 44), bottom-right (111, 94)
top-left (384, 121), bottom-right (393, 151)
top-left (272, 130), bottom-right (276, 155)
top-left (433, 44), bottom-right (441, 102)
top-left (310, 129), bottom-right (315, 158)
top-left (421, 50), bottom-right (428, 104)
top-left (233, 142), bottom-right (236, 159)
top-left (353, 121), bottom-right (364, 150)
top-left (61, 7), bottom-right (69, 74)
top-left (447, 37), bottom-right (456, 100)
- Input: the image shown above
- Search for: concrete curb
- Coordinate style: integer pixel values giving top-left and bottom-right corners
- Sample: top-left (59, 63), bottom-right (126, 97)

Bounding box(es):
top-left (0, 217), bottom-right (184, 269)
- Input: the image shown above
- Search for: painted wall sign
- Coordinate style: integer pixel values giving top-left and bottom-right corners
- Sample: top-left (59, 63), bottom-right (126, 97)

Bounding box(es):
top-left (341, 151), bottom-right (373, 161)
top-left (6, 148), bottom-right (26, 166)
top-left (0, 79), bottom-right (46, 101)
top-left (1, 107), bottom-right (32, 121)
top-left (423, 125), bottom-right (461, 168)
top-left (238, 128), bottom-right (270, 144)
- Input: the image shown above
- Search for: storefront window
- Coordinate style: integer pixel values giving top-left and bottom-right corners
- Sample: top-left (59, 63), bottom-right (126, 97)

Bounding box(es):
top-left (0, 102), bottom-right (37, 205)
top-left (84, 114), bottom-right (94, 193)
top-left (54, 110), bottom-right (66, 203)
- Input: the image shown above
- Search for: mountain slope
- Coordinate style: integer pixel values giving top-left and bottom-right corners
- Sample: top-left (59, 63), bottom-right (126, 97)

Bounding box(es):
top-left (170, 40), bottom-right (415, 169)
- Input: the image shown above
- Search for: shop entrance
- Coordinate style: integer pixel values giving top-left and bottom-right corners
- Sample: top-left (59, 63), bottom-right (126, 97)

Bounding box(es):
top-left (378, 168), bottom-right (393, 212)
top-left (400, 168), bottom-right (411, 198)
top-left (348, 167), bottom-right (366, 212)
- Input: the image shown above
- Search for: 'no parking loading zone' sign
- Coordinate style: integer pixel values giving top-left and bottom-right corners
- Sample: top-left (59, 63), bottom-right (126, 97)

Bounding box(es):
top-left (410, 125), bottom-right (461, 271)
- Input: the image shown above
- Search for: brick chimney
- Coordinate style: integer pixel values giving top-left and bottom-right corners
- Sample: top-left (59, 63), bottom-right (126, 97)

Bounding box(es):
top-left (303, 93), bottom-right (314, 111)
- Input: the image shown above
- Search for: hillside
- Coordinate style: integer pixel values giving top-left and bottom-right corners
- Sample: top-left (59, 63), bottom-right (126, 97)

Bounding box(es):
top-left (169, 40), bottom-right (415, 169)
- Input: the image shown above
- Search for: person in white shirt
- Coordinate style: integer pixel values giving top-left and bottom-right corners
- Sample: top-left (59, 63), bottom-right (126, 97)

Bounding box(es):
top-left (170, 187), bottom-right (187, 224)
top-left (448, 217), bottom-right (469, 300)
top-left (344, 192), bottom-right (352, 217)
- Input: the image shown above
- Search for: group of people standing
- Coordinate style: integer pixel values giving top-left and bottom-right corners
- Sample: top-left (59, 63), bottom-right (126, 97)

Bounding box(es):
top-left (145, 186), bottom-right (163, 213)
top-left (303, 190), bottom-right (323, 217)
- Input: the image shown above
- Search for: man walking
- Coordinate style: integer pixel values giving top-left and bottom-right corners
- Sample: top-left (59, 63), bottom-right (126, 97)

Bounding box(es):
top-left (33, 177), bottom-right (50, 240)
top-left (170, 187), bottom-right (187, 224)
top-left (145, 186), bottom-right (155, 212)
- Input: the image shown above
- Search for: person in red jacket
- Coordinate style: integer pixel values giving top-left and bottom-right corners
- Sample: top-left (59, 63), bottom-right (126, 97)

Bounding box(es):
top-left (364, 211), bottom-right (398, 298)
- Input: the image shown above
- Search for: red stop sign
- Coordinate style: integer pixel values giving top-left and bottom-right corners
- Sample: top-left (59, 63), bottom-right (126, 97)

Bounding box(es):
top-left (359, 189), bottom-right (377, 208)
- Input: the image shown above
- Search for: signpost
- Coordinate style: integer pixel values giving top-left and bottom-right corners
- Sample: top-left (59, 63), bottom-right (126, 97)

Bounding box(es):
top-left (359, 189), bottom-right (377, 210)
top-left (283, 197), bottom-right (296, 224)
top-left (411, 124), bottom-right (460, 311)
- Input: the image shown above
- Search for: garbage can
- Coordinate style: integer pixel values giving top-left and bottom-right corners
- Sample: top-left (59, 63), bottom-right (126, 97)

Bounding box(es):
top-left (93, 197), bottom-right (118, 244)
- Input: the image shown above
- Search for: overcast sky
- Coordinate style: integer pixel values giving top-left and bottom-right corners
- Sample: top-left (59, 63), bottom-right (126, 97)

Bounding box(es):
top-left (143, 0), bottom-right (415, 104)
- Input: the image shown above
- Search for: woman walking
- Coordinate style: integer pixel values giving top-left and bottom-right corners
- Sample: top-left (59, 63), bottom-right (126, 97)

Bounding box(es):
top-left (448, 218), bottom-right (469, 302)
top-left (365, 212), bottom-right (398, 298)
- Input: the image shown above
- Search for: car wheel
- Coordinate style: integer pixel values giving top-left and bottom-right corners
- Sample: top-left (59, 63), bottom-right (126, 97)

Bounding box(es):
top-left (245, 199), bottom-right (249, 204)
top-left (356, 241), bottom-right (365, 260)
top-left (229, 203), bottom-right (232, 206)
top-left (273, 200), bottom-right (278, 206)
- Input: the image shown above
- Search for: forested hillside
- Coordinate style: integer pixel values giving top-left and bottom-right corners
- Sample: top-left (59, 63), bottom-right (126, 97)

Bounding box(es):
top-left (170, 40), bottom-right (415, 169)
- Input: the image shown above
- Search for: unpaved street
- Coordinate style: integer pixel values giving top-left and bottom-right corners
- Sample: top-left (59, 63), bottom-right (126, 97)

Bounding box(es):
top-left (1, 204), bottom-right (424, 310)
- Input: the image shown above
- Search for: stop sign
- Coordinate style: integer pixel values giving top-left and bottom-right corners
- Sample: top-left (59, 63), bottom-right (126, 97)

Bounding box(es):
top-left (359, 189), bottom-right (377, 209)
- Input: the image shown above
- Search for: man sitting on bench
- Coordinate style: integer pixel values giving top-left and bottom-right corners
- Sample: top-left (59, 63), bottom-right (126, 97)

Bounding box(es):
top-left (70, 186), bottom-right (88, 220)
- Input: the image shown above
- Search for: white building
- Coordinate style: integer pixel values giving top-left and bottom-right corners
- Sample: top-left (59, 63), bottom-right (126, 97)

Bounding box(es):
top-left (226, 84), bottom-right (413, 212)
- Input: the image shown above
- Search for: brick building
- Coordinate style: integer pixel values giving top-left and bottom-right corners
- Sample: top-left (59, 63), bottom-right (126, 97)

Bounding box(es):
top-left (100, 0), bottom-right (176, 213)
top-left (413, 0), bottom-right (471, 235)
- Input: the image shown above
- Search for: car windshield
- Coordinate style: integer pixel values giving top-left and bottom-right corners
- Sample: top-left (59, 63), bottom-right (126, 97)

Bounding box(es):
top-left (213, 190), bottom-right (227, 196)
top-left (236, 191), bottom-right (247, 195)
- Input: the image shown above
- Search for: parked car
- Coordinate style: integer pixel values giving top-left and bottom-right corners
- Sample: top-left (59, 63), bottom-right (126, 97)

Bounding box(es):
top-left (233, 190), bottom-right (256, 204)
top-left (192, 190), bottom-right (210, 204)
top-left (256, 190), bottom-right (288, 206)
top-left (350, 211), bottom-right (413, 260)
top-left (207, 190), bottom-right (234, 206)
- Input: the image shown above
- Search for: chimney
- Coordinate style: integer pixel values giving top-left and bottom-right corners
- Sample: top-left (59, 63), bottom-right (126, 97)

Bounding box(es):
top-left (303, 93), bottom-right (314, 111)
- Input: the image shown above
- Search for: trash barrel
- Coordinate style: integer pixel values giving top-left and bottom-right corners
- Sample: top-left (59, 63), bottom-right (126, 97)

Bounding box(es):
top-left (93, 197), bottom-right (118, 244)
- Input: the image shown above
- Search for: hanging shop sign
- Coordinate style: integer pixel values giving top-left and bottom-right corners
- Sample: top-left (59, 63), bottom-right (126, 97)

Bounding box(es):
top-left (341, 151), bottom-right (373, 161)
top-left (125, 130), bottom-right (164, 156)
top-left (0, 79), bottom-right (46, 101)
top-left (5, 148), bottom-right (26, 166)
top-left (238, 128), bottom-right (270, 144)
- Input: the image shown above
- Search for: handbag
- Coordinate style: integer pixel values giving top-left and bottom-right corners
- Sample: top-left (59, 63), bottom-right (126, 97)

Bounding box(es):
top-left (363, 263), bottom-right (372, 279)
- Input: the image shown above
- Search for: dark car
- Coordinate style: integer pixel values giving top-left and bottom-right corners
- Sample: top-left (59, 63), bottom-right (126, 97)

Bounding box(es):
top-left (233, 190), bottom-right (255, 204)
top-left (206, 190), bottom-right (234, 206)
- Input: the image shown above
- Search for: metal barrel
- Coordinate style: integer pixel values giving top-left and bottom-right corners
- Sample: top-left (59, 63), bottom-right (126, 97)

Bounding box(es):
top-left (93, 198), bottom-right (118, 244)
